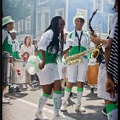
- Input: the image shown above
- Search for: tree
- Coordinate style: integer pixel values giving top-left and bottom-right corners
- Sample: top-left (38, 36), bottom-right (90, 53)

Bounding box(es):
top-left (2, 0), bottom-right (34, 21)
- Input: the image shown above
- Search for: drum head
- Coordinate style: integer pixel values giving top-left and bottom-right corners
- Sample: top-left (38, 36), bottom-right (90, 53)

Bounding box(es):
top-left (25, 56), bottom-right (41, 75)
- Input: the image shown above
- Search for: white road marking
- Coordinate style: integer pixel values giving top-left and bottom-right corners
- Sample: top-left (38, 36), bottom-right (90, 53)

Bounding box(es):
top-left (5, 94), bottom-right (76, 120)
top-left (6, 94), bottom-right (54, 114)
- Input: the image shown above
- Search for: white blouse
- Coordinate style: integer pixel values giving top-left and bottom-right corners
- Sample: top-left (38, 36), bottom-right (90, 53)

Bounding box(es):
top-left (38, 30), bottom-right (53, 51)
top-left (20, 44), bottom-right (35, 56)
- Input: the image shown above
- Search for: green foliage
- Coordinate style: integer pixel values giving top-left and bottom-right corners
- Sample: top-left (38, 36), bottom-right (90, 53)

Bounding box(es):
top-left (2, 0), bottom-right (34, 21)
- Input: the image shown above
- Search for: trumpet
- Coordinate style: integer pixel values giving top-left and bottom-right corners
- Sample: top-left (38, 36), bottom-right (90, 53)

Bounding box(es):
top-left (65, 45), bottom-right (100, 65)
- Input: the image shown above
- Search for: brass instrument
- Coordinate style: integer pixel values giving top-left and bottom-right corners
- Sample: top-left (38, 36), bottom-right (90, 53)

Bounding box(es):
top-left (65, 45), bottom-right (100, 65)
top-left (65, 9), bottom-right (103, 65)
top-left (88, 9), bottom-right (104, 64)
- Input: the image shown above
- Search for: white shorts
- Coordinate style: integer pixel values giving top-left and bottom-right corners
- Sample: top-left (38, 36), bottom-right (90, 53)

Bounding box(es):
top-left (67, 57), bottom-right (88, 83)
top-left (97, 62), bottom-right (118, 101)
top-left (37, 63), bottom-right (60, 85)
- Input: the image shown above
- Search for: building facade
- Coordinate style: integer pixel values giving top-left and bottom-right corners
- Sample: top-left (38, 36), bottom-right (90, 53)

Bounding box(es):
top-left (15, 0), bottom-right (115, 44)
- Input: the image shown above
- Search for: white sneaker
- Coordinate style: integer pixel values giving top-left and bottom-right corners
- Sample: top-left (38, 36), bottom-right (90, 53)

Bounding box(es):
top-left (60, 101), bottom-right (68, 112)
top-left (35, 111), bottom-right (49, 120)
top-left (26, 87), bottom-right (32, 91)
top-left (4, 97), bottom-right (10, 100)
top-left (3, 95), bottom-right (10, 100)
top-left (2, 98), bottom-right (10, 104)
top-left (23, 84), bottom-right (27, 89)
top-left (75, 104), bottom-right (86, 112)
top-left (52, 114), bottom-right (67, 120)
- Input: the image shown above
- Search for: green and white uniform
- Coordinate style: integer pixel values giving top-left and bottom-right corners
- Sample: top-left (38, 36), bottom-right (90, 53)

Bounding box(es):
top-left (2, 28), bottom-right (13, 85)
top-left (2, 29), bottom-right (13, 55)
top-left (36, 29), bottom-right (63, 117)
top-left (66, 30), bottom-right (91, 83)
top-left (37, 29), bottom-right (62, 85)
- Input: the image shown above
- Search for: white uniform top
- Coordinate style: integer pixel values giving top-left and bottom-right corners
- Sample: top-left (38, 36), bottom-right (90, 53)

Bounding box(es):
top-left (38, 30), bottom-right (53, 51)
top-left (2, 29), bottom-right (12, 45)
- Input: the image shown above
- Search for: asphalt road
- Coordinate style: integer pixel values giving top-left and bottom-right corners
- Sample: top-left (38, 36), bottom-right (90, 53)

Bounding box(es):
top-left (2, 82), bottom-right (107, 120)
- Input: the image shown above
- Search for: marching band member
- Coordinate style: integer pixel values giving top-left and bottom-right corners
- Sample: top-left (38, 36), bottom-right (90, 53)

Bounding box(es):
top-left (90, 1), bottom-right (118, 119)
top-left (2, 16), bottom-right (15, 103)
top-left (10, 29), bottom-right (20, 59)
top-left (35, 16), bottom-right (72, 120)
top-left (60, 12), bottom-right (91, 112)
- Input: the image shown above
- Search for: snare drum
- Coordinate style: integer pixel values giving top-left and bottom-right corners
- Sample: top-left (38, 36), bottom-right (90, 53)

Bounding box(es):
top-left (86, 63), bottom-right (99, 85)
top-left (10, 59), bottom-right (30, 84)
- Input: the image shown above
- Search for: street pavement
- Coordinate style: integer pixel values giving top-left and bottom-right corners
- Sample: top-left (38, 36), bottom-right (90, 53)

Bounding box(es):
top-left (2, 82), bottom-right (107, 120)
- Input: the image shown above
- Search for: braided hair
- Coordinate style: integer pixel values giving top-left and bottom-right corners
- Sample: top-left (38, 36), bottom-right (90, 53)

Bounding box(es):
top-left (112, 0), bottom-right (118, 11)
top-left (44, 16), bottom-right (64, 56)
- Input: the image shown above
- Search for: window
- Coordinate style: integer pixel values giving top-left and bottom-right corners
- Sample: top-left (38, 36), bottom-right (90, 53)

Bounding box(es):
top-left (109, 0), bottom-right (114, 4)
top-left (25, 16), bottom-right (31, 32)
top-left (55, 8), bottom-right (64, 18)
top-left (20, 20), bottom-right (23, 32)
top-left (94, 0), bottom-right (103, 13)
top-left (45, 13), bottom-right (49, 29)
top-left (108, 13), bottom-right (114, 33)
top-left (39, 0), bottom-right (50, 5)
top-left (37, 13), bottom-right (42, 31)
top-left (17, 21), bottom-right (20, 33)
top-left (77, 9), bottom-right (87, 31)
top-left (37, 12), bottom-right (50, 32)
top-left (36, 7), bottom-right (50, 35)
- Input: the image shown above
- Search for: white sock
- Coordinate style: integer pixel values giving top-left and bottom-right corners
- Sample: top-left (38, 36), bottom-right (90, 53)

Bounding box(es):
top-left (63, 87), bottom-right (71, 102)
top-left (76, 87), bottom-right (83, 105)
top-left (77, 92), bottom-right (83, 105)
top-left (107, 108), bottom-right (118, 120)
top-left (53, 91), bottom-right (62, 117)
top-left (106, 103), bottom-right (118, 120)
top-left (37, 93), bottom-right (50, 113)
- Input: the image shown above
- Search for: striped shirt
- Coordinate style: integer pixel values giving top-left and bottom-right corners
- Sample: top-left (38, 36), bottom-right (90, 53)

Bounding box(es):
top-left (107, 20), bottom-right (118, 84)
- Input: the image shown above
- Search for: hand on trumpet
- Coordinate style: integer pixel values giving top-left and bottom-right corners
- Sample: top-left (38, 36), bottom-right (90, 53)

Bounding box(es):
top-left (39, 61), bottom-right (45, 70)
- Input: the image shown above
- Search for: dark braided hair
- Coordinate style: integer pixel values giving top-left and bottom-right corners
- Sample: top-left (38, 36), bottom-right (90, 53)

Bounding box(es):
top-left (44, 16), bottom-right (64, 56)
top-left (112, 0), bottom-right (118, 11)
